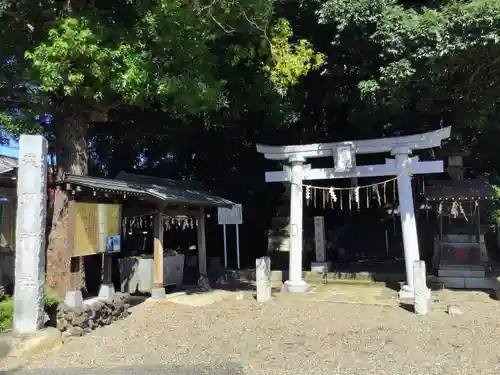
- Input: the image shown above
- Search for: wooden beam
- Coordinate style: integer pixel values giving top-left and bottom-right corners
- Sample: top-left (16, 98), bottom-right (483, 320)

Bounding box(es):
top-left (164, 207), bottom-right (201, 217)
top-left (153, 212), bottom-right (164, 288)
top-left (196, 207), bottom-right (207, 276)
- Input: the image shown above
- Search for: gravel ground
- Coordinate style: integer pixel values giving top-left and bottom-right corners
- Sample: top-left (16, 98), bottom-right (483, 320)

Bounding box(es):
top-left (2, 286), bottom-right (500, 375)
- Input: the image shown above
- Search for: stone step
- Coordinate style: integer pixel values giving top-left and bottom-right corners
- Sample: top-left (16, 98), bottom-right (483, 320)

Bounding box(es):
top-left (436, 276), bottom-right (496, 290)
top-left (438, 268), bottom-right (486, 278)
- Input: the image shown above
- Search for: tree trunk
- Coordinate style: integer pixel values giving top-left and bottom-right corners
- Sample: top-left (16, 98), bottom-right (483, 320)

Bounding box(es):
top-left (45, 114), bottom-right (89, 297)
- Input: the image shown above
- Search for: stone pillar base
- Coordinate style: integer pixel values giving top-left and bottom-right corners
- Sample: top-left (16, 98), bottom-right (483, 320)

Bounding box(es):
top-left (98, 284), bottom-right (115, 300)
top-left (282, 280), bottom-right (310, 293)
top-left (151, 287), bottom-right (166, 300)
top-left (197, 275), bottom-right (211, 291)
top-left (311, 261), bottom-right (332, 273)
top-left (64, 290), bottom-right (84, 308)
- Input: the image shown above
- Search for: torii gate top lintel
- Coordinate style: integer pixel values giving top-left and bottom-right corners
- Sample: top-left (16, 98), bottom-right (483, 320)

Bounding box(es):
top-left (256, 126), bottom-right (451, 161)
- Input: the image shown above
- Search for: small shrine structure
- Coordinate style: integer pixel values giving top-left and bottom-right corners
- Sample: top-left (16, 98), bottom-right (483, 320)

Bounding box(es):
top-left (257, 127), bottom-right (451, 299)
top-left (425, 144), bottom-right (497, 289)
top-left (56, 171), bottom-right (234, 305)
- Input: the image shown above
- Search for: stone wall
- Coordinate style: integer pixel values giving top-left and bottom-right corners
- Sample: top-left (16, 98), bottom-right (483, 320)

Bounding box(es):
top-left (56, 293), bottom-right (130, 339)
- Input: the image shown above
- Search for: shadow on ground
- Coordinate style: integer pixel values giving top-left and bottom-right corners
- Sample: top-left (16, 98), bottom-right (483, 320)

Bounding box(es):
top-left (1, 363), bottom-right (246, 375)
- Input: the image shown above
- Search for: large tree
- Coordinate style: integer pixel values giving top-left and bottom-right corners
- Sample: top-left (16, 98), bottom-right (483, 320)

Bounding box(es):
top-left (0, 0), bottom-right (323, 295)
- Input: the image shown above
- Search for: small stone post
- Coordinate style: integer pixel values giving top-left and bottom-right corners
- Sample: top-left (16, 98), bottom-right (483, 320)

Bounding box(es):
top-left (311, 216), bottom-right (331, 273)
top-left (13, 135), bottom-right (48, 333)
top-left (413, 260), bottom-right (429, 315)
top-left (256, 257), bottom-right (271, 302)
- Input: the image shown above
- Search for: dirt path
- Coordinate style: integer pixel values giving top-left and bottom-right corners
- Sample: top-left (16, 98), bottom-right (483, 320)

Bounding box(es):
top-left (3, 286), bottom-right (500, 375)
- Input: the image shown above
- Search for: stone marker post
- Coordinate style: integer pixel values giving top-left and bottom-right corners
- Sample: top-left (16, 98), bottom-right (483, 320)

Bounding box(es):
top-left (14, 135), bottom-right (48, 333)
top-left (311, 216), bottom-right (331, 273)
top-left (256, 257), bottom-right (271, 302)
top-left (413, 260), bottom-right (429, 315)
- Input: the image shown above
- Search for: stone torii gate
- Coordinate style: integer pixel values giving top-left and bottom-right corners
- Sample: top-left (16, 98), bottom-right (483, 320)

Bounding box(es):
top-left (257, 127), bottom-right (451, 298)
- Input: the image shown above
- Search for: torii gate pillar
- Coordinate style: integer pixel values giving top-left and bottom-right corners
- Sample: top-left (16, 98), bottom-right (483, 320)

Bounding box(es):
top-left (286, 155), bottom-right (308, 292)
top-left (392, 147), bottom-right (422, 299)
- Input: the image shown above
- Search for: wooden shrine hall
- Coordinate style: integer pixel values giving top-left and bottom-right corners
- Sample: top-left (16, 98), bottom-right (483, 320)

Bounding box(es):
top-left (57, 171), bottom-right (235, 300)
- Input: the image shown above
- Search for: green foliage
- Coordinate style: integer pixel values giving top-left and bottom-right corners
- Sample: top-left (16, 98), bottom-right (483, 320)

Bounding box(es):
top-left (484, 181), bottom-right (500, 223)
top-left (264, 19), bottom-right (325, 96)
top-left (0, 0), bottom-right (324, 141)
top-left (43, 291), bottom-right (61, 310)
top-left (0, 292), bottom-right (61, 333)
top-left (0, 298), bottom-right (13, 332)
top-left (319, 0), bottom-right (500, 129)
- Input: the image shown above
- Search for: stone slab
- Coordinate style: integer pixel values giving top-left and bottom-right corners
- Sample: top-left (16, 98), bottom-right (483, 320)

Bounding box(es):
top-left (13, 135), bottom-right (48, 333)
top-left (437, 276), bottom-right (465, 289)
top-left (438, 268), bottom-right (486, 278)
top-left (437, 276), bottom-right (496, 290)
top-left (314, 216), bottom-right (326, 262)
top-left (302, 284), bottom-right (397, 307)
top-left (311, 261), bottom-right (332, 273)
top-left (164, 290), bottom-right (234, 307)
top-left (464, 277), bottom-right (496, 290)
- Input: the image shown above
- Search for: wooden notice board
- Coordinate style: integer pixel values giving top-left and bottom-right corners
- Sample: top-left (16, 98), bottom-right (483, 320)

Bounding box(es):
top-left (70, 202), bottom-right (121, 257)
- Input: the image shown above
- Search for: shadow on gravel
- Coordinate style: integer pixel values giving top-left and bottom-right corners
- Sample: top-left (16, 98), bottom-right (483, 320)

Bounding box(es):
top-left (1, 363), bottom-right (246, 375)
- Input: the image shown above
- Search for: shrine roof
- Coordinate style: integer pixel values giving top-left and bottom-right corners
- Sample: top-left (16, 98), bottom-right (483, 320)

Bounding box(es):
top-left (0, 155), bottom-right (18, 175)
top-left (58, 173), bottom-right (234, 208)
top-left (424, 179), bottom-right (496, 201)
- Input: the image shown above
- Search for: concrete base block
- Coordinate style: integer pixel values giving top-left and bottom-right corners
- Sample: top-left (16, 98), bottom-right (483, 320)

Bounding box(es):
top-left (98, 284), bottom-right (115, 300)
top-left (151, 287), bottom-right (166, 300)
top-left (310, 261), bottom-right (332, 273)
top-left (282, 280), bottom-right (310, 293)
top-left (64, 290), bottom-right (84, 308)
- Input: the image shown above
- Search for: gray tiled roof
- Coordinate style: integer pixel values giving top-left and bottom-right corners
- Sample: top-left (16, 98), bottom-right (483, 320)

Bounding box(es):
top-left (59, 173), bottom-right (235, 207)
top-left (424, 179), bottom-right (496, 201)
top-left (0, 155), bottom-right (17, 175)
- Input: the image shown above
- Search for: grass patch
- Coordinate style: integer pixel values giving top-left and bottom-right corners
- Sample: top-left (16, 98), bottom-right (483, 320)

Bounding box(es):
top-left (0, 299), bottom-right (13, 332)
top-left (0, 289), bottom-right (62, 333)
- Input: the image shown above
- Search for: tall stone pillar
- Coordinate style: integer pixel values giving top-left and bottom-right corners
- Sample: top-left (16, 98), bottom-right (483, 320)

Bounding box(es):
top-left (14, 135), bottom-right (48, 333)
top-left (392, 147), bottom-right (429, 300)
top-left (284, 155), bottom-right (308, 292)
